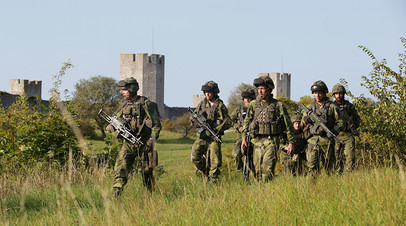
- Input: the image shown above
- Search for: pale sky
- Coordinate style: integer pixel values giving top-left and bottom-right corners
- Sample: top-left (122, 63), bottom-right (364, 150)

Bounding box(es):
top-left (1, 0), bottom-right (405, 107)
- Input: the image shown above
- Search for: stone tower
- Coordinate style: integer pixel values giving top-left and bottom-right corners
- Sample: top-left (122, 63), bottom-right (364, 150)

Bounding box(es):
top-left (9, 79), bottom-right (42, 99)
top-left (258, 73), bottom-right (291, 98)
top-left (120, 53), bottom-right (165, 116)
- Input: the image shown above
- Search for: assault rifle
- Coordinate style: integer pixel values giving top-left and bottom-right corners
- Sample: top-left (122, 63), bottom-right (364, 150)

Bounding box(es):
top-left (242, 129), bottom-right (254, 181)
top-left (188, 107), bottom-right (222, 143)
top-left (298, 103), bottom-right (341, 144)
top-left (98, 109), bottom-right (144, 145)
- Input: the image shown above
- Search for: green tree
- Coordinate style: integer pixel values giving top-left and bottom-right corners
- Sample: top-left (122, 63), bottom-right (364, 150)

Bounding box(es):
top-left (175, 113), bottom-right (195, 138)
top-left (357, 37), bottom-right (406, 163)
top-left (70, 76), bottom-right (120, 137)
top-left (227, 83), bottom-right (256, 113)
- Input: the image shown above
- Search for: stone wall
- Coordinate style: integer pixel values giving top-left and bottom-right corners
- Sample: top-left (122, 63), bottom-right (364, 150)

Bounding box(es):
top-left (9, 79), bottom-right (42, 99)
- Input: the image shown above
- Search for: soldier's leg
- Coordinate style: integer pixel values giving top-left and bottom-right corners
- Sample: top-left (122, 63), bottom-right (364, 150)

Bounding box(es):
top-left (334, 139), bottom-right (344, 175)
top-left (191, 138), bottom-right (208, 176)
top-left (307, 137), bottom-right (320, 176)
top-left (252, 138), bottom-right (266, 181)
top-left (262, 140), bottom-right (277, 181)
top-left (323, 139), bottom-right (335, 174)
top-left (343, 135), bottom-right (356, 172)
top-left (113, 142), bottom-right (137, 193)
top-left (208, 140), bottom-right (222, 181)
top-left (232, 138), bottom-right (243, 170)
top-left (280, 149), bottom-right (294, 176)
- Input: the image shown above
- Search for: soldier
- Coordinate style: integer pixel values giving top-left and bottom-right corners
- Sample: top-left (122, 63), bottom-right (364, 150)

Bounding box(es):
top-left (280, 114), bottom-right (307, 176)
top-left (229, 88), bottom-right (256, 171)
top-left (191, 81), bottom-right (231, 183)
top-left (332, 84), bottom-right (361, 173)
top-left (108, 77), bottom-right (162, 196)
top-left (241, 76), bottom-right (295, 182)
top-left (302, 80), bottom-right (345, 176)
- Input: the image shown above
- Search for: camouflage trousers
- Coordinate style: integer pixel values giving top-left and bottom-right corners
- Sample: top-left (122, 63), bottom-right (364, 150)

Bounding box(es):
top-left (335, 132), bottom-right (356, 174)
top-left (251, 136), bottom-right (279, 182)
top-left (280, 151), bottom-right (305, 176)
top-left (191, 138), bottom-right (222, 180)
top-left (113, 140), bottom-right (155, 191)
top-left (232, 138), bottom-right (243, 170)
top-left (306, 136), bottom-right (334, 176)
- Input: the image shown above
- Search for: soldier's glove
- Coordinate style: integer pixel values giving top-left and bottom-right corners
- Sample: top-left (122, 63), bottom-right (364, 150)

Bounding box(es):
top-left (106, 124), bottom-right (115, 133)
top-left (145, 137), bottom-right (156, 152)
top-left (303, 116), bottom-right (312, 124)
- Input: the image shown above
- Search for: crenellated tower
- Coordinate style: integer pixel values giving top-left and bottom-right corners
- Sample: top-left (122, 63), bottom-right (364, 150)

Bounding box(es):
top-left (9, 79), bottom-right (42, 99)
top-left (120, 53), bottom-right (165, 116)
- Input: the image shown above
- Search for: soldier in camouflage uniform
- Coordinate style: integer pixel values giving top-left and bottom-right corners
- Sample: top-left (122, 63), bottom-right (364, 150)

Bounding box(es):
top-left (107, 77), bottom-right (162, 196)
top-left (332, 84), bottom-right (361, 173)
top-left (280, 114), bottom-right (307, 176)
top-left (191, 81), bottom-right (231, 182)
top-left (241, 76), bottom-right (295, 182)
top-left (229, 88), bottom-right (256, 171)
top-left (302, 81), bottom-right (345, 176)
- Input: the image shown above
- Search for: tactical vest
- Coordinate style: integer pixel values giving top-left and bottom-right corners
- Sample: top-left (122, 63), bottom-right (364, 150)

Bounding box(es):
top-left (197, 98), bottom-right (223, 129)
top-left (336, 100), bottom-right (356, 132)
top-left (308, 100), bottom-right (331, 136)
top-left (252, 97), bottom-right (284, 136)
top-left (120, 96), bottom-right (152, 136)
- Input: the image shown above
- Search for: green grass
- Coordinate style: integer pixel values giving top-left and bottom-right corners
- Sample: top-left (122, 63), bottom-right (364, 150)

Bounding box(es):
top-left (1, 130), bottom-right (405, 225)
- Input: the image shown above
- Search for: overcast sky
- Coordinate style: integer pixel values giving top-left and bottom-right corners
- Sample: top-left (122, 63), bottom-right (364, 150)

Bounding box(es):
top-left (1, 0), bottom-right (405, 107)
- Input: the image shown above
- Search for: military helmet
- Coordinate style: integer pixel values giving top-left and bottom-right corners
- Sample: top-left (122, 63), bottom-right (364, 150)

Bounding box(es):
top-left (241, 88), bottom-right (256, 100)
top-left (291, 114), bottom-right (302, 123)
top-left (253, 76), bottom-right (274, 90)
top-left (310, 80), bottom-right (328, 94)
top-left (331, 84), bottom-right (346, 95)
top-left (118, 77), bottom-right (139, 93)
top-left (201, 81), bottom-right (220, 94)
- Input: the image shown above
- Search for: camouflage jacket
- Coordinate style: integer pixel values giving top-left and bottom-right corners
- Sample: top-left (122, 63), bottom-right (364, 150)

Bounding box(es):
top-left (116, 96), bottom-right (161, 139)
top-left (194, 97), bottom-right (231, 135)
top-left (230, 105), bottom-right (248, 134)
top-left (303, 98), bottom-right (345, 139)
top-left (333, 99), bottom-right (360, 134)
top-left (242, 96), bottom-right (295, 143)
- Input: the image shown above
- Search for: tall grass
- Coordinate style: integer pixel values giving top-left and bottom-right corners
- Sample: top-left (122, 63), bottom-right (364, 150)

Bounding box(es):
top-left (1, 131), bottom-right (404, 225)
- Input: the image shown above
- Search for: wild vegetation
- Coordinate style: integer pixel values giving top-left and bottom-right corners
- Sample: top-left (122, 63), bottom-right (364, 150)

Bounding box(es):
top-left (0, 39), bottom-right (405, 224)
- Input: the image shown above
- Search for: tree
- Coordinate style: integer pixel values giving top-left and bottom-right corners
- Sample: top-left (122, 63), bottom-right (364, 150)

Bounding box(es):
top-left (70, 76), bottom-right (120, 137)
top-left (227, 83), bottom-right (256, 113)
top-left (356, 37), bottom-right (406, 163)
top-left (175, 113), bottom-right (195, 138)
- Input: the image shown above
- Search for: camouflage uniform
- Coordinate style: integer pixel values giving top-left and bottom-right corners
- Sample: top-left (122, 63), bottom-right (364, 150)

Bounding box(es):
top-left (242, 76), bottom-right (295, 182)
top-left (303, 81), bottom-right (345, 176)
top-left (332, 84), bottom-right (361, 173)
top-left (111, 77), bottom-right (161, 194)
top-left (191, 81), bottom-right (231, 181)
top-left (280, 114), bottom-right (307, 176)
top-left (229, 88), bottom-right (255, 170)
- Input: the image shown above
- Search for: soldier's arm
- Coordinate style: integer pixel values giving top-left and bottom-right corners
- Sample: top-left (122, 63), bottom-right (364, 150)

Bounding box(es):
top-left (229, 106), bottom-right (240, 127)
top-left (145, 100), bottom-right (162, 139)
top-left (216, 103), bottom-right (232, 132)
top-left (241, 101), bottom-right (255, 139)
top-left (279, 102), bottom-right (295, 144)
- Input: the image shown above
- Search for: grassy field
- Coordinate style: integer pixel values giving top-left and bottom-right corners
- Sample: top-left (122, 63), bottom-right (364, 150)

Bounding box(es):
top-left (1, 131), bottom-right (405, 225)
